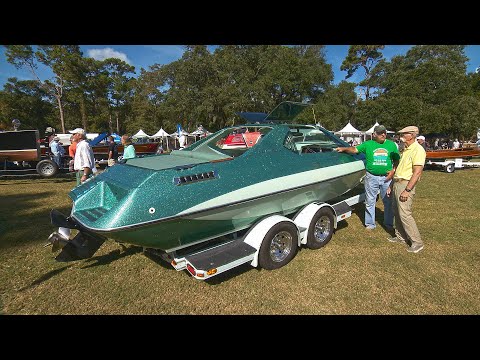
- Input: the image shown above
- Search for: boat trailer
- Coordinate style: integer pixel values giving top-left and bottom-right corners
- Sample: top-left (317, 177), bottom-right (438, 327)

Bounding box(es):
top-left (426, 158), bottom-right (480, 173)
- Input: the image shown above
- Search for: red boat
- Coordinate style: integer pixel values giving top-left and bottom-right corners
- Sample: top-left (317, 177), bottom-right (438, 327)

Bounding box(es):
top-left (41, 141), bottom-right (159, 162)
top-left (425, 147), bottom-right (480, 159)
top-left (216, 129), bottom-right (262, 149)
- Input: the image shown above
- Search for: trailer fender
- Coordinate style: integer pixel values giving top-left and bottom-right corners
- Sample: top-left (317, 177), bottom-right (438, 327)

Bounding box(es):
top-left (244, 215), bottom-right (298, 268)
top-left (293, 202), bottom-right (337, 245)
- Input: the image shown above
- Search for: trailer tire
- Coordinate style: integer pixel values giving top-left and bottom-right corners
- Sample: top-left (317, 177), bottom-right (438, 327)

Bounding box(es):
top-left (36, 159), bottom-right (58, 177)
top-left (258, 222), bottom-right (298, 270)
top-left (307, 207), bottom-right (335, 249)
top-left (445, 163), bottom-right (455, 173)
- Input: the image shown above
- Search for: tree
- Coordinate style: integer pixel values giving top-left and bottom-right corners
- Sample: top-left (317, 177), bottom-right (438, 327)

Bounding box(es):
top-left (361, 45), bottom-right (477, 138)
top-left (0, 78), bottom-right (55, 132)
top-left (5, 45), bottom-right (84, 133)
top-left (340, 45), bottom-right (385, 100)
top-left (103, 58), bottom-right (135, 133)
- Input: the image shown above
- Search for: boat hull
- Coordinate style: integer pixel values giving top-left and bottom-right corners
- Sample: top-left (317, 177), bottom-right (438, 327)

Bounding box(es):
top-left (426, 147), bottom-right (480, 159)
top-left (82, 169), bottom-right (364, 252)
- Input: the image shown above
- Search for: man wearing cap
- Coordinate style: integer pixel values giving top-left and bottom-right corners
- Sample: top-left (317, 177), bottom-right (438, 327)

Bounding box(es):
top-left (387, 125), bottom-right (426, 253)
top-left (417, 135), bottom-right (427, 150)
top-left (50, 136), bottom-right (65, 167)
top-left (71, 128), bottom-right (97, 185)
top-left (336, 124), bottom-right (400, 231)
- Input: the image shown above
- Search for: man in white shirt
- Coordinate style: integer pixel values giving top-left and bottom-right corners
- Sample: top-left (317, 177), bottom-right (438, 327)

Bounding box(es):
top-left (71, 128), bottom-right (97, 185)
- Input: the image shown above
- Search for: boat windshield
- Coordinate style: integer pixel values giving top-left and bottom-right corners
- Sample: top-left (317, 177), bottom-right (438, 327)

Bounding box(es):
top-left (180, 125), bottom-right (274, 159)
top-left (264, 101), bottom-right (309, 122)
top-left (283, 126), bottom-right (348, 154)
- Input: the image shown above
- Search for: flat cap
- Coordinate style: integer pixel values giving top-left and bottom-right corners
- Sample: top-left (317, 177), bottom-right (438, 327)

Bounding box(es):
top-left (397, 125), bottom-right (419, 134)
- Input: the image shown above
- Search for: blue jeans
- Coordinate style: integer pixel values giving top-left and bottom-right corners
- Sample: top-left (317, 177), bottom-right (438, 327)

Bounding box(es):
top-left (364, 172), bottom-right (393, 229)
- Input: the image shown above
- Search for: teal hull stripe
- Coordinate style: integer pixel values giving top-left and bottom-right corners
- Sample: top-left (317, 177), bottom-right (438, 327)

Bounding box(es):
top-left (178, 161), bottom-right (364, 214)
top-left (72, 165), bottom-right (364, 233)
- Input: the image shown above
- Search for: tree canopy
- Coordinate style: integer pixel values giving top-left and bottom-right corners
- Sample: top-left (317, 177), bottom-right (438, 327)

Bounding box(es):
top-left (1, 44), bottom-right (479, 140)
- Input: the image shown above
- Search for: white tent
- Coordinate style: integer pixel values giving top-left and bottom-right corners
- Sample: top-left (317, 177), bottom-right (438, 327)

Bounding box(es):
top-left (132, 129), bottom-right (150, 138)
top-left (169, 129), bottom-right (191, 137)
top-left (170, 129), bottom-right (191, 148)
top-left (150, 128), bottom-right (171, 151)
top-left (335, 122), bottom-right (364, 144)
top-left (190, 125), bottom-right (212, 141)
top-left (365, 122), bottom-right (380, 135)
top-left (150, 128), bottom-right (170, 138)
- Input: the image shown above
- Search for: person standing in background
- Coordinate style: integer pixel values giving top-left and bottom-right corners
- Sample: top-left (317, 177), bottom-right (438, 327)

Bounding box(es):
top-left (121, 134), bottom-right (136, 160)
top-left (107, 135), bottom-right (119, 166)
top-left (72, 128), bottom-right (97, 185)
top-left (50, 136), bottom-right (64, 167)
top-left (417, 135), bottom-right (427, 150)
top-left (68, 134), bottom-right (78, 172)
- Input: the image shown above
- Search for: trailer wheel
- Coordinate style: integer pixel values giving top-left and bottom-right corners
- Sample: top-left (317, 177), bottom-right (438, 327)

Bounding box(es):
top-left (307, 207), bottom-right (335, 249)
top-left (258, 222), bottom-right (298, 270)
top-left (445, 163), bottom-right (455, 173)
top-left (36, 159), bottom-right (58, 177)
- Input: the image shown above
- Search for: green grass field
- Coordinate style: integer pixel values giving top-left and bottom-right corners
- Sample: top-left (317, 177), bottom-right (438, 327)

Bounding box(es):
top-left (1, 168), bottom-right (479, 314)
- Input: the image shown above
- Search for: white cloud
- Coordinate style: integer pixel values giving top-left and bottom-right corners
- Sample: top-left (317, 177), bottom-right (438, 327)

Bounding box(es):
top-left (87, 48), bottom-right (131, 64)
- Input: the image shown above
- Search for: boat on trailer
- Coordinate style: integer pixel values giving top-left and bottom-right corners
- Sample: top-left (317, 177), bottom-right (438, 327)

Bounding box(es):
top-left (46, 102), bottom-right (366, 275)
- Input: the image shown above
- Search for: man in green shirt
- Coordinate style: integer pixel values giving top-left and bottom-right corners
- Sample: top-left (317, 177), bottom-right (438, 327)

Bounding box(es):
top-left (336, 125), bottom-right (400, 231)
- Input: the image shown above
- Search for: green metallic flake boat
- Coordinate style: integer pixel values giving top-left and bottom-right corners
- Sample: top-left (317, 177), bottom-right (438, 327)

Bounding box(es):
top-left (47, 102), bottom-right (365, 262)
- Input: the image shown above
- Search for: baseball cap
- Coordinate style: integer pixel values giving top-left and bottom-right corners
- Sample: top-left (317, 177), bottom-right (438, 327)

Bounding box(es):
top-left (69, 128), bottom-right (86, 135)
top-left (417, 135), bottom-right (425, 141)
top-left (397, 126), bottom-right (419, 134)
top-left (374, 125), bottom-right (387, 133)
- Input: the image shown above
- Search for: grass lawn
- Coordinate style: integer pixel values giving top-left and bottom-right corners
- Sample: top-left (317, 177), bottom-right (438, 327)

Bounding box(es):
top-left (1, 168), bottom-right (479, 315)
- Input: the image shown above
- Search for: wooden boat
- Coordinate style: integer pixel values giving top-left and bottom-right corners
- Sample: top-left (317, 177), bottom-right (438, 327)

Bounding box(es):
top-left (425, 147), bottom-right (480, 159)
top-left (0, 130), bottom-right (40, 162)
top-left (40, 141), bottom-right (159, 161)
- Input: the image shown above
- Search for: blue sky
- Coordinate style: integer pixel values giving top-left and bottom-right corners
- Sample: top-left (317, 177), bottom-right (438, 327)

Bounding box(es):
top-left (1, 45), bottom-right (479, 88)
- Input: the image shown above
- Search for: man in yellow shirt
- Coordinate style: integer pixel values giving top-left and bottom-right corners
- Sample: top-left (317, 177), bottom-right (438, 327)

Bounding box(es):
top-left (386, 126), bottom-right (426, 253)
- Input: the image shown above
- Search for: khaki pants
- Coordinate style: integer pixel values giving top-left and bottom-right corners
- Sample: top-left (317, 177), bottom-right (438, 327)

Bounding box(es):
top-left (76, 170), bottom-right (93, 186)
top-left (392, 180), bottom-right (423, 247)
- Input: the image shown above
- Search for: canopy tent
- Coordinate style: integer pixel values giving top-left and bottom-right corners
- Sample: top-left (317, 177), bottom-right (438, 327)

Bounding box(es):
top-left (365, 122), bottom-right (380, 135)
top-left (150, 128), bottom-right (171, 138)
top-left (132, 129), bottom-right (150, 138)
top-left (150, 128), bottom-right (171, 150)
top-left (335, 122), bottom-right (364, 144)
top-left (190, 125), bottom-right (212, 141)
top-left (169, 129), bottom-right (192, 149)
top-left (169, 129), bottom-right (191, 137)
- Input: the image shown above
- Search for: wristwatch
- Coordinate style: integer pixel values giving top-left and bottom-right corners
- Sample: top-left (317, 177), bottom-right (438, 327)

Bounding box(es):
top-left (405, 187), bottom-right (412, 192)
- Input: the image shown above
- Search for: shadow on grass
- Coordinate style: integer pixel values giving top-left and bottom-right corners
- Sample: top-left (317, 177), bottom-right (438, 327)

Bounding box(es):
top-left (0, 176), bottom-right (75, 185)
top-left (81, 245), bottom-right (144, 269)
top-left (142, 251), bottom-right (176, 270)
top-left (19, 264), bottom-right (74, 291)
top-left (141, 247), bottom-right (254, 283)
top-left (205, 263), bottom-right (255, 285)
top-left (0, 190), bottom-right (73, 248)
top-left (351, 202), bottom-right (394, 234)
